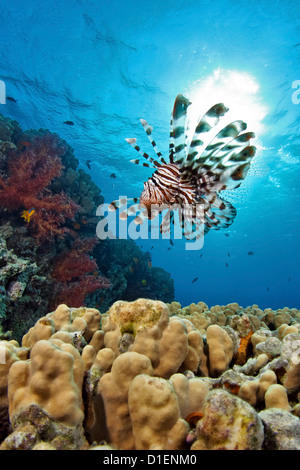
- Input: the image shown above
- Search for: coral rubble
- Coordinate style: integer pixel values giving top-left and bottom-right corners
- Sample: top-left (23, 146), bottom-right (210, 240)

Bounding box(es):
top-left (0, 298), bottom-right (300, 450)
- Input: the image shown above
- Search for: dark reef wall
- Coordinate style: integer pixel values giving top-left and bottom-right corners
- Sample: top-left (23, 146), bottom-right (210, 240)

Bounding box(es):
top-left (0, 114), bottom-right (174, 341)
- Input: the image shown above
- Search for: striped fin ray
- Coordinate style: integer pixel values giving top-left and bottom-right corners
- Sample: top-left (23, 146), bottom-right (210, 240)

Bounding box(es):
top-left (194, 144), bottom-right (256, 194)
top-left (185, 103), bottom-right (229, 168)
top-left (170, 94), bottom-right (191, 165)
top-left (140, 119), bottom-right (168, 165)
top-left (217, 146), bottom-right (256, 190)
top-left (181, 204), bottom-right (206, 240)
top-left (159, 209), bottom-right (175, 237)
top-left (108, 197), bottom-right (140, 212)
top-left (204, 131), bottom-right (255, 171)
top-left (120, 202), bottom-right (148, 224)
top-left (189, 120), bottom-right (247, 173)
top-left (125, 137), bottom-right (161, 169)
top-left (169, 114), bottom-right (175, 163)
top-left (203, 193), bottom-right (237, 229)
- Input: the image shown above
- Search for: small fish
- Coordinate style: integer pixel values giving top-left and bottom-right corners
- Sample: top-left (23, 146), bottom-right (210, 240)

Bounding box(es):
top-left (228, 252), bottom-right (230, 258)
top-left (21, 208), bottom-right (35, 223)
top-left (148, 261), bottom-right (152, 269)
top-left (247, 251), bottom-right (254, 256)
top-left (64, 120), bottom-right (74, 125)
top-left (141, 279), bottom-right (147, 286)
top-left (86, 160), bottom-right (92, 170)
top-left (110, 173), bottom-right (116, 179)
top-left (17, 141), bottom-right (31, 151)
top-left (192, 277), bottom-right (199, 284)
top-left (6, 96), bottom-right (17, 102)
top-left (225, 263), bottom-right (229, 267)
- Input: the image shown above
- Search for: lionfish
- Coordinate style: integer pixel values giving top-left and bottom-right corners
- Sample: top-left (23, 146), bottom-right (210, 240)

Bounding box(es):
top-left (109, 94), bottom-right (256, 239)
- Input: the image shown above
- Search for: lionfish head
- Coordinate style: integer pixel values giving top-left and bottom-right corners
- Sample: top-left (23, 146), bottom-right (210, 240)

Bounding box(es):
top-left (139, 179), bottom-right (164, 219)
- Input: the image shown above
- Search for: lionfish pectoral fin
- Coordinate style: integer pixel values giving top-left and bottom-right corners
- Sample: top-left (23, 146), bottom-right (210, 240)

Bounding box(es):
top-left (159, 209), bottom-right (175, 236)
top-left (202, 194), bottom-right (237, 230)
top-left (125, 137), bottom-right (157, 169)
top-left (183, 103), bottom-right (229, 170)
top-left (139, 118), bottom-right (168, 165)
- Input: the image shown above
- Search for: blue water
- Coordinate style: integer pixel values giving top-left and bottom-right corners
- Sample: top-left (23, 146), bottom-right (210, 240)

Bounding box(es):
top-left (1, 0), bottom-right (300, 310)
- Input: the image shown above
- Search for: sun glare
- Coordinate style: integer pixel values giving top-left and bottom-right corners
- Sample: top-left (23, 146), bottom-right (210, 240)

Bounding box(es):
top-left (187, 69), bottom-right (268, 144)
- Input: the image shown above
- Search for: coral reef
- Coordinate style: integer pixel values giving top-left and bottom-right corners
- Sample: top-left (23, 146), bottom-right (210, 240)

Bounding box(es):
top-left (0, 298), bottom-right (299, 450)
top-left (0, 114), bottom-right (175, 339)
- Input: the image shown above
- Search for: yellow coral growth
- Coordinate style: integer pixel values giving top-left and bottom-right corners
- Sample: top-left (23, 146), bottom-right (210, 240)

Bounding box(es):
top-left (235, 330), bottom-right (254, 366)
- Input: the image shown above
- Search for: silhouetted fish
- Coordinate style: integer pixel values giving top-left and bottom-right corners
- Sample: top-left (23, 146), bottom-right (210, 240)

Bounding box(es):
top-left (248, 251), bottom-right (254, 256)
top-left (192, 277), bottom-right (199, 284)
top-left (6, 96), bottom-right (17, 102)
top-left (64, 120), bottom-right (74, 125)
top-left (109, 93), bottom-right (256, 241)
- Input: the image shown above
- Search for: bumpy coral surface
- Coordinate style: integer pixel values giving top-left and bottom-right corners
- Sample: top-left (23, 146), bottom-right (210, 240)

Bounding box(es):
top-left (0, 298), bottom-right (300, 450)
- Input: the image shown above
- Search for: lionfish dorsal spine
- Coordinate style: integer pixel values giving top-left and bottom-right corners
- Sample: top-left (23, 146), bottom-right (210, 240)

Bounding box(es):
top-left (192, 120), bottom-right (247, 171)
top-left (186, 103), bottom-right (229, 168)
top-left (169, 94), bottom-right (191, 165)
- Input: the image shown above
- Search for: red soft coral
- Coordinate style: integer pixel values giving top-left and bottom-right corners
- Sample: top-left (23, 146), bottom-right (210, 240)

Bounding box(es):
top-left (0, 133), bottom-right (79, 241)
top-left (51, 237), bottom-right (111, 308)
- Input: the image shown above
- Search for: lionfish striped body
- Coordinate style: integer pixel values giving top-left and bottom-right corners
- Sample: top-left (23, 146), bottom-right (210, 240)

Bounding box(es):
top-left (110, 94), bottom-right (256, 239)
